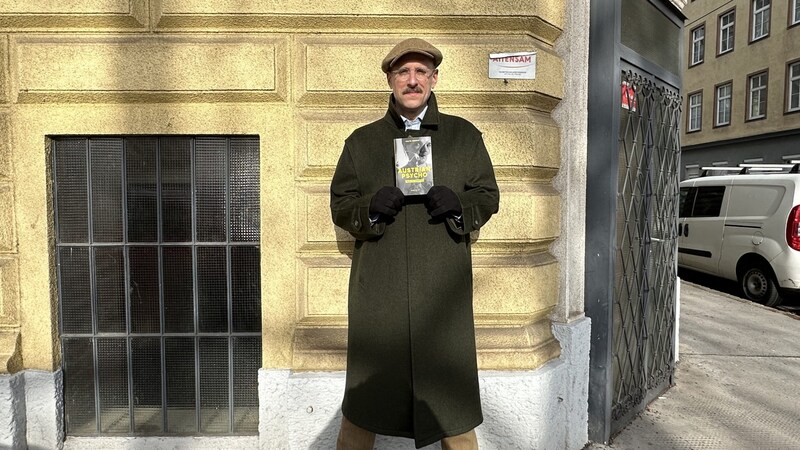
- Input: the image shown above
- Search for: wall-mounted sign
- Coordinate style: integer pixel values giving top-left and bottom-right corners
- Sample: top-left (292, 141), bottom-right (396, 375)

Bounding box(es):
top-left (488, 51), bottom-right (537, 80)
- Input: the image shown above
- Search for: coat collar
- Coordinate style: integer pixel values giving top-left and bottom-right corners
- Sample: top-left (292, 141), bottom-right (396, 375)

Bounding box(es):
top-left (384, 91), bottom-right (440, 131)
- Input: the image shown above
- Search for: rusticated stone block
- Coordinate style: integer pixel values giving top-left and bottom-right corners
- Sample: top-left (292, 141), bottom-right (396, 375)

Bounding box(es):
top-left (155, 0), bottom-right (563, 39)
top-left (296, 109), bottom-right (560, 182)
top-left (0, 36), bottom-right (7, 103)
top-left (296, 35), bottom-right (564, 110)
top-left (295, 110), bottom-right (384, 180)
top-left (478, 184), bottom-right (561, 243)
top-left (0, 0), bottom-right (147, 29)
top-left (473, 262), bottom-right (558, 315)
top-left (0, 257), bottom-right (19, 327)
top-left (0, 185), bottom-right (14, 253)
top-left (160, 0), bottom-right (562, 24)
top-left (304, 266), bottom-right (349, 318)
top-left (0, 114), bottom-right (10, 179)
top-left (13, 35), bottom-right (285, 102)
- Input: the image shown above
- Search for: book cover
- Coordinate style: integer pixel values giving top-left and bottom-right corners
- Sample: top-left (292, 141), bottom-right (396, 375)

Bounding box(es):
top-left (394, 136), bottom-right (434, 196)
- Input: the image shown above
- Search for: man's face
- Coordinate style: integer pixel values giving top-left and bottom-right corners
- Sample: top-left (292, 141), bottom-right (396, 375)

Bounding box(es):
top-left (387, 53), bottom-right (438, 120)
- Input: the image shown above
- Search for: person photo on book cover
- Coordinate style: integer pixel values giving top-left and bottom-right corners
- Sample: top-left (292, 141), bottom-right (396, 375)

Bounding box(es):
top-left (403, 138), bottom-right (431, 168)
top-left (397, 137), bottom-right (433, 196)
top-left (330, 37), bottom-right (499, 449)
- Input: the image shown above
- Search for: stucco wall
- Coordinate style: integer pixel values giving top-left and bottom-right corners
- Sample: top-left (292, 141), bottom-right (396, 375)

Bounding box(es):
top-left (5, 0), bottom-right (573, 375)
top-left (0, 0), bottom-right (590, 447)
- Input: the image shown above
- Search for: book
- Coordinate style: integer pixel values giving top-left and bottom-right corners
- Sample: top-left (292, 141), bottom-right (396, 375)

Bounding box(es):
top-left (394, 136), bottom-right (434, 196)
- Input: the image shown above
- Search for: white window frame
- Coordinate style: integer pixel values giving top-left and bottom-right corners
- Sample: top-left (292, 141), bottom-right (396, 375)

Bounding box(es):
top-left (688, 92), bottom-right (702, 132)
top-left (792, 0), bottom-right (800, 27)
top-left (789, 61), bottom-right (800, 112)
top-left (748, 72), bottom-right (768, 120)
top-left (719, 10), bottom-right (735, 54)
top-left (752, 0), bottom-right (771, 41)
top-left (715, 83), bottom-right (732, 126)
top-left (691, 25), bottom-right (705, 66)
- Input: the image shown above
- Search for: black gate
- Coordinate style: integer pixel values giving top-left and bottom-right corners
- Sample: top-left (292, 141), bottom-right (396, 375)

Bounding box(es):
top-left (611, 69), bottom-right (681, 431)
top-left (586, 0), bottom-right (684, 442)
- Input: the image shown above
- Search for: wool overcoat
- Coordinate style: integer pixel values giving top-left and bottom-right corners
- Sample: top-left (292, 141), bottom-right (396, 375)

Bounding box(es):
top-left (330, 92), bottom-right (500, 448)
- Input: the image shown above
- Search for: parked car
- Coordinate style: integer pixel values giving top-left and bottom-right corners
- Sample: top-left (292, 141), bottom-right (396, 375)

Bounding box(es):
top-left (678, 165), bottom-right (800, 306)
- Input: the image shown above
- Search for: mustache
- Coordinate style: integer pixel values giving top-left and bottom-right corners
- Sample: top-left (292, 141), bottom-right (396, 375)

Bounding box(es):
top-left (402, 87), bottom-right (423, 94)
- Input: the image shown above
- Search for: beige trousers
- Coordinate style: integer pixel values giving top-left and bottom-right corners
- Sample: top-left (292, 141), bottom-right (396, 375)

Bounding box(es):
top-left (336, 416), bottom-right (478, 450)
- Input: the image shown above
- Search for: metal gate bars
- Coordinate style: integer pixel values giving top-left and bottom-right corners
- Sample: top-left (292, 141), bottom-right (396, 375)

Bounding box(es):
top-left (612, 70), bottom-right (681, 430)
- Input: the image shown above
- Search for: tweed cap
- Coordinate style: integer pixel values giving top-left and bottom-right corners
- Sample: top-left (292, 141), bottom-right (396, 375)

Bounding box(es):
top-left (381, 38), bottom-right (443, 73)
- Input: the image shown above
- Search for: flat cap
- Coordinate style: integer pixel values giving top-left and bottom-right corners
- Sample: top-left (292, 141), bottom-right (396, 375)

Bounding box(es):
top-left (381, 38), bottom-right (443, 73)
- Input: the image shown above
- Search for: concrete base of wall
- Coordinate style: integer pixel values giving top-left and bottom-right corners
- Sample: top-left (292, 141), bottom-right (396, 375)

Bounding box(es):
top-left (0, 369), bottom-right (64, 450)
top-left (63, 437), bottom-right (259, 449)
top-left (1, 318), bottom-right (591, 449)
top-left (259, 317), bottom-right (591, 450)
top-left (0, 371), bottom-right (26, 449)
top-left (25, 370), bottom-right (64, 450)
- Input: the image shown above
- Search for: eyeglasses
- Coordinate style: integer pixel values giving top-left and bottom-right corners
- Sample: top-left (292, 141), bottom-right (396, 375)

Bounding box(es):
top-left (391, 67), bottom-right (436, 81)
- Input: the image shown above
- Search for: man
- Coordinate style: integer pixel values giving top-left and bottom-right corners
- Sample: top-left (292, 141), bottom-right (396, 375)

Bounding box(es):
top-left (330, 38), bottom-right (500, 449)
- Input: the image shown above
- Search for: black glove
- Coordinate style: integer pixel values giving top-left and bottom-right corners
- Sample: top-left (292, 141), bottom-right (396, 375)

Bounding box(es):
top-left (426, 186), bottom-right (462, 218)
top-left (369, 186), bottom-right (405, 217)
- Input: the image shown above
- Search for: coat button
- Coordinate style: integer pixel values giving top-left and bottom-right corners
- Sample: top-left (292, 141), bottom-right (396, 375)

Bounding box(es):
top-left (354, 220), bottom-right (360, 228)
top-left (474, 219), bottom-right (479, 225)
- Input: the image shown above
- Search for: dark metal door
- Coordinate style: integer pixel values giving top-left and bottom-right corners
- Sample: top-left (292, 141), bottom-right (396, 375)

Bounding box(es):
top-left (611, 69), bottom-right (681, 433)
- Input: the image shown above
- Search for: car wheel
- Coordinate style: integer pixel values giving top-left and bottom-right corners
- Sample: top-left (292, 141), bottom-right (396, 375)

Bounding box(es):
top-left (740, 265), bottom-right (782, 307)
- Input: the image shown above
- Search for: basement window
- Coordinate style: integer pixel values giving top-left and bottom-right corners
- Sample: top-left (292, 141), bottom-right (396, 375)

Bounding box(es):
top-left (52, 136), bottom-right (261, 436)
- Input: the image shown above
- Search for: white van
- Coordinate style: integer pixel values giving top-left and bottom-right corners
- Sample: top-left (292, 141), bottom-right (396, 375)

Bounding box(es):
top-left (678, 165), bottom-right (800, 306)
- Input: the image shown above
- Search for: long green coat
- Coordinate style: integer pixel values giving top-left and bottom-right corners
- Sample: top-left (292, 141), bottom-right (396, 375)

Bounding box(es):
top-left (330, 92), bottom-right (500, 448)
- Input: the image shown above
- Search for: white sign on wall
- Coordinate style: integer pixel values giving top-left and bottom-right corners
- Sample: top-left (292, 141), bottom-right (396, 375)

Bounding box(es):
top-left (488, 51), bottom-right (537, 80)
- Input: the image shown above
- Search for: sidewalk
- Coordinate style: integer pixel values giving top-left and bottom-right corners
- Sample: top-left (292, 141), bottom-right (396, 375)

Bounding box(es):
top-left (586, 280), bottom-right (800, 450)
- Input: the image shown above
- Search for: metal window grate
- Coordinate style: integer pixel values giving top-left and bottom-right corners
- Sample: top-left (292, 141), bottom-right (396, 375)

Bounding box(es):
top-left (53, 136), bottom-right (261, 436)
top-left (612, 71), bottom-right (680, 428)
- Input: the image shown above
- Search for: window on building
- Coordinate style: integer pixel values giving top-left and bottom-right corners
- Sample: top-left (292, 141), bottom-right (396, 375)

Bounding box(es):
top-left (792, 0), bottom-right (800, 27)
top-left (685, 165), bottom-right (701, 179)
top-left (719, 10), bottom-right (735, 54)
top-left (789, 60), bottom-right (800, 113)
top-left (690, 24), bottom-right (705, 66)
top-left (688, 91), bottom-right (703, 132)
top-left (715, 82), bottom-right (733, 126)
top-left (747, 71), bottom-right (768, 120)
top-left (54, 136), bottom-right (262, 436)
top-left (751, 0), bottom-right (771, 41)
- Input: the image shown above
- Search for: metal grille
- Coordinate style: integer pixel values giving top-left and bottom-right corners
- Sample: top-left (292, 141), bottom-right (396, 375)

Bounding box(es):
top-left (612, 71), bottom-right (681, 428)
top-left (53, 136), bottom-right (261, 436)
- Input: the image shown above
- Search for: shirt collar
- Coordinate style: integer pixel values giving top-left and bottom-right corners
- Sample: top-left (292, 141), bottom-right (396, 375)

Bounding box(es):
top-left (401, 106), bottom-right (429, 131)
top-left (384, 91), bottom-right (440, 131)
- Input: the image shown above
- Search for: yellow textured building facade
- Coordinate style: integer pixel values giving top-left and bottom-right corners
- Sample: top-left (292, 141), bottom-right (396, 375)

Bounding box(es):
top-left (681, 0), bottom-right (800, 176)
top-left (0, 1), bottom-right (591, 448)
